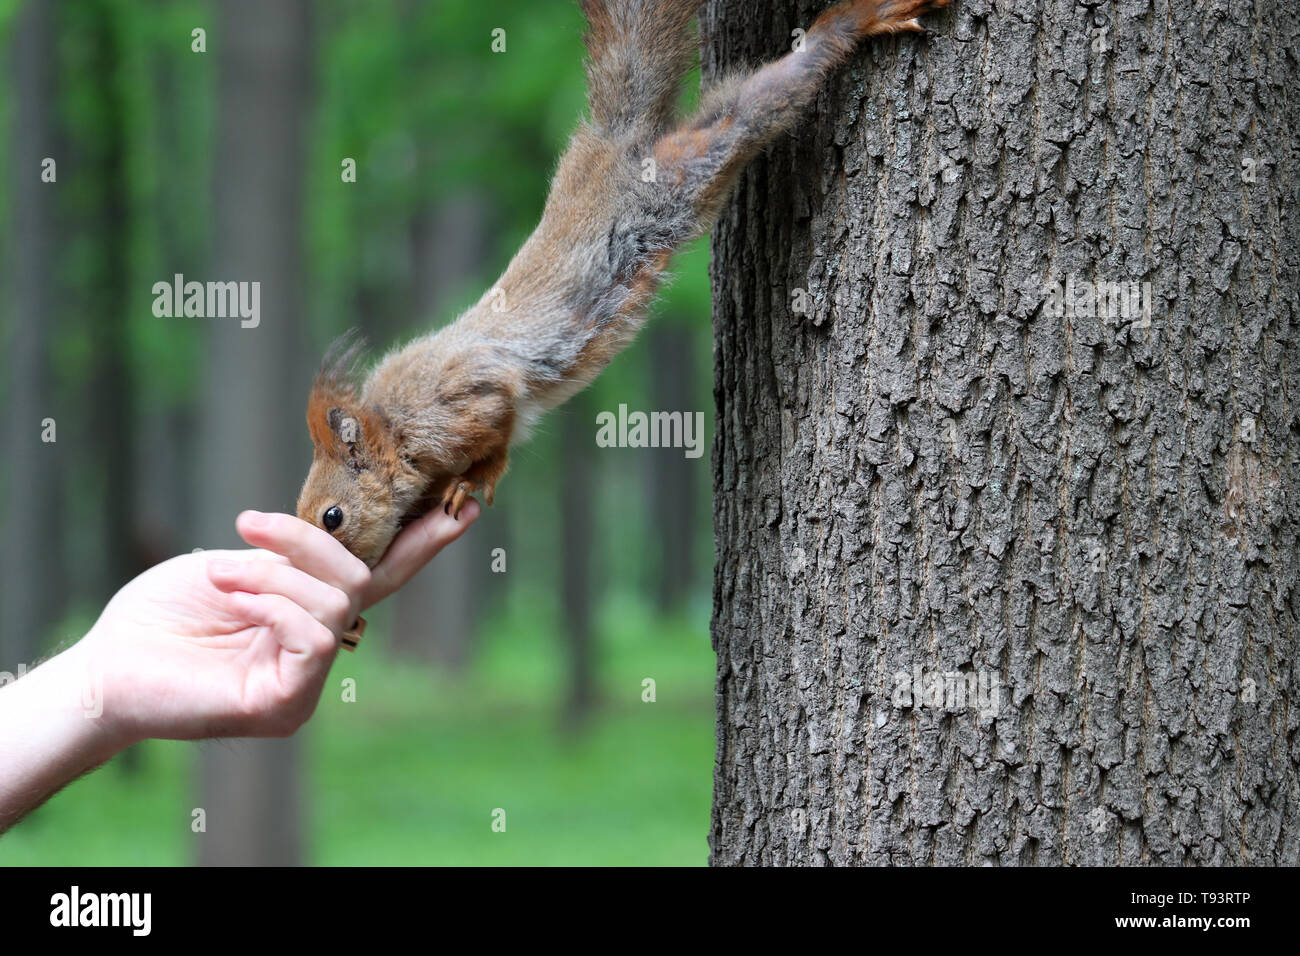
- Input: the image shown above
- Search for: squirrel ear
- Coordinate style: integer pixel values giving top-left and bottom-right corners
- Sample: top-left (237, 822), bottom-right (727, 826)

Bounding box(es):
top-left (306, 330), bottom-right (370, 452)
top-left (327, 407), bottom-right (360, 446)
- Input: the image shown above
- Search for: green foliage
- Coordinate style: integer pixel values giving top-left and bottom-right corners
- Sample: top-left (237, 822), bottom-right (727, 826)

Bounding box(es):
top-left (1, 605), bottom-right (714, 866)
top-left (0, 0), bottom-right (719, 864)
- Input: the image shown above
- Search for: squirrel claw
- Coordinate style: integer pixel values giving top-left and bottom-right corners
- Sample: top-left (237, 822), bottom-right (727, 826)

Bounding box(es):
top-left (440, 477), bottom-right (492, 519)
top-left (442, 481), bottom-right (471, 519)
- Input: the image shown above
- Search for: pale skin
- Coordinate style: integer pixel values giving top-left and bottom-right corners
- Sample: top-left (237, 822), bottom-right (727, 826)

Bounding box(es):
top-left (0, 500), bottom-right (480, 835)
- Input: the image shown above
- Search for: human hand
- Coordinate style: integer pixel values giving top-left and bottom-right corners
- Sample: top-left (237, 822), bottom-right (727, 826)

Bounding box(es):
top-left (68, 499), bottom-right (481, 747)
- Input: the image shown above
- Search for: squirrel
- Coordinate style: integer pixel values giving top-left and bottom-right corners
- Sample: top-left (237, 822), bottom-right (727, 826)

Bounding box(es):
top-left (297, 0), bottom-right (950, 567)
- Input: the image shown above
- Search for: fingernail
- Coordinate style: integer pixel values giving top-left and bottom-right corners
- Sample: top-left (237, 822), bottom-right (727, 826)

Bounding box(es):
top-left (241, 510), bottom-right (268, 528)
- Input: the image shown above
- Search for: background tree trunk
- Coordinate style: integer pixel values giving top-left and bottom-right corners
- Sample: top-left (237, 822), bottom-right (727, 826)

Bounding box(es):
top-left (560, 390), bottom-right (597, 729)
top-left (139, 0), bottom-right (205, 576)
top-left (705, 0), bottom-right (1299, 865)
top-left (390, 191), bottom-right (493, 665)
top-left (647, 322), bottom-right (699, 615)
top-left (1, 0), bottom-right (60, 670)
top-left (77, 0), bottom-right (142, 774)
top-left (196, 0), bottom-right (314, 867)
top-left (81, 0), bottom-right (137, 612)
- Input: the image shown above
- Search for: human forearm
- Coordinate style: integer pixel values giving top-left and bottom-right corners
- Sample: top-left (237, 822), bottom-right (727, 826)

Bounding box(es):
top-left (0, 642), bottom-right (129, 834)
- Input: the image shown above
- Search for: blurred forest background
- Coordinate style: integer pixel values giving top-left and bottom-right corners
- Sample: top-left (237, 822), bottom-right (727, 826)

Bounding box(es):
top-left (0, 0), bottom-right (714, 864)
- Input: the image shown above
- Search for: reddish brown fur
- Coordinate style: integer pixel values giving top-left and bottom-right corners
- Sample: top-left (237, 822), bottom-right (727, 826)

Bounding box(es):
top-left (297, 0), bottom-right (951, 567)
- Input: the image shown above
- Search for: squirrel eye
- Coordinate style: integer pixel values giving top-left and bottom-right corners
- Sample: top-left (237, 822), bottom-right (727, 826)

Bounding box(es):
top-left (322, 506), bottom-right (344, 531)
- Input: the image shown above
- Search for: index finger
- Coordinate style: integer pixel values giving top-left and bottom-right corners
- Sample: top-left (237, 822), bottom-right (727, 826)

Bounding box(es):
top-left (234, 511), bottom-right (371, 606)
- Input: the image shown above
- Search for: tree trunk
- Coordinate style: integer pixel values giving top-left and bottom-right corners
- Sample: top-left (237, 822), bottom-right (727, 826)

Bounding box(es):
top-left (77, 0), bottom-right (142, 774)
top-left (146, 0), bottom-right (205, 566)
top-left (705, 0), bottom-right (1299, 865)
top-left (196, 0), bottom-right (313, 867)
top-left (1, 0), bottom-right (61, 670)
top-left (390, 192), bottom-right (492, 665)
top-left (82, 0), bottom-right (137, 607)
top-left (560, 391), bottom-right (597, 729)
top-left (647, 322), bottom-right (699, 614)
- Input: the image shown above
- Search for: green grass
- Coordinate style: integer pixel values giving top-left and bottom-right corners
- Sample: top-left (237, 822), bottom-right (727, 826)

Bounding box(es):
top-left (0, 594), bottom-right (716, 866)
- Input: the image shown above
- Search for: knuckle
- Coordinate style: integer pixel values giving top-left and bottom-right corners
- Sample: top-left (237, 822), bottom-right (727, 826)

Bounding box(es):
top-left (213, 562), bottom-right (249, 588)
top-left (327, 587), bottom-right (352, 623)
top-left (345, 561), bottom-right (371, 597)
top-left (314, 623), bottom-right (338, 656)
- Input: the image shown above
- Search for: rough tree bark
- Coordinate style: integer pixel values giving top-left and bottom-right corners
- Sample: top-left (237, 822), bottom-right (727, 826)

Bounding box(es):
top-left (706, 0), bottom-right (1299, 865)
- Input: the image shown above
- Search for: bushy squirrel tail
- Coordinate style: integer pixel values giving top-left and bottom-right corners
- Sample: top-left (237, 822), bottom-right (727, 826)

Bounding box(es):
top-left (580, 0), bottom-right (704, 140)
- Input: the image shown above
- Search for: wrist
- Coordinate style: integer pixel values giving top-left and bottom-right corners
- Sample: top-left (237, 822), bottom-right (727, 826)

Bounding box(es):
top-left (39, 638), bottom-right (138, 756)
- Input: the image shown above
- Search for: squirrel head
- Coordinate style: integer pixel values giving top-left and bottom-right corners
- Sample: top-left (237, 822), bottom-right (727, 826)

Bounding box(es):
top-left (296, 340), bottom-right (413, 568)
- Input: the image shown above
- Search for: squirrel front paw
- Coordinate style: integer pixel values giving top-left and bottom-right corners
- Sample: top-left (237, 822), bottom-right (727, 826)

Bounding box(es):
top-left (439, 452), bottom-right (508, 518)
top-left (832, 0), bottom-right (952, 37)
top-left (439, 446), bottom-right (509, 518)
top-left (441, 477), bottom-right (492, 519)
